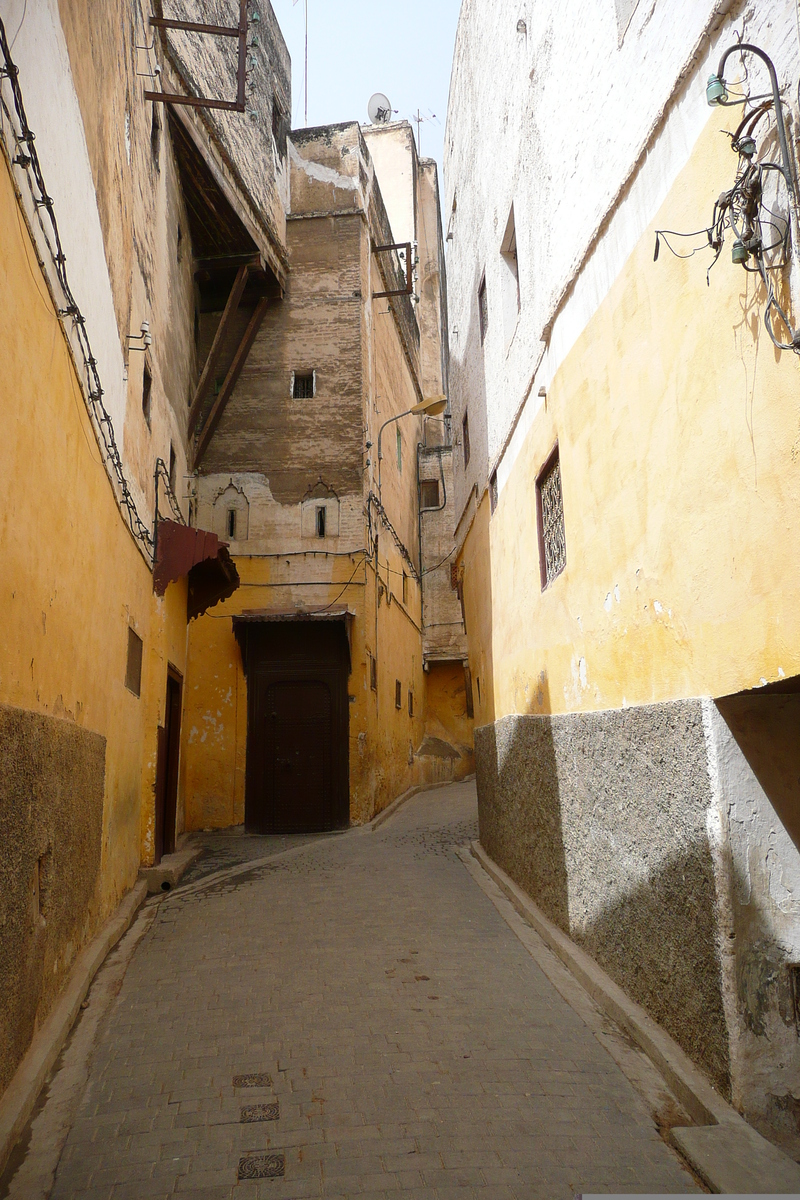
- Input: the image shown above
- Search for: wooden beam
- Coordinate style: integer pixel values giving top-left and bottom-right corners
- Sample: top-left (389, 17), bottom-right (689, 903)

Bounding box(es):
top-left (192, 298), bottom-right (271, 469)
top-left (187, 264), bottom-right (250, 438)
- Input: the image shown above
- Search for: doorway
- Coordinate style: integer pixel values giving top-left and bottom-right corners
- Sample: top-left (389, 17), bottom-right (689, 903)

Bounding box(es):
top-left (241, 621), bottom-right (350, 833)
top-left (154, 667), bottom-right (183, 863)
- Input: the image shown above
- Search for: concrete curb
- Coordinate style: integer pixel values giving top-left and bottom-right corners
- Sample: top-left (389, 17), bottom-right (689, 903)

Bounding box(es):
top-left (138, 845), bottom-right (203, 894)
top-left (365, 785), bottom-right (425, 832)
top-left (465, 840), bottom-right (800, 1195)
top-left (0, 880), bottom-right (148, 1176)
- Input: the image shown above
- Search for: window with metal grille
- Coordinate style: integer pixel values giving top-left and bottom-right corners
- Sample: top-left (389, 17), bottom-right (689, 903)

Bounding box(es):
top-left (478, 276), bottom-right (488, 343)
top-left (125, 628), bottom-right (143, 697)
top-left (420, 479), bottom-right (440, 509)
top-left (536, 446), bottom-right (566, 589)
top-left (462, 413), bottom-right (471, 468)
top-left (395, 679), bottom-right (402, 709)
top-left (292, 371), bottom-right (315, 399)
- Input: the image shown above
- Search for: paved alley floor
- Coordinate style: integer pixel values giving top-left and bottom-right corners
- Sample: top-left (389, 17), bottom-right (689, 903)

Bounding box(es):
top-left (35, 782), bottom-right (699, 1198)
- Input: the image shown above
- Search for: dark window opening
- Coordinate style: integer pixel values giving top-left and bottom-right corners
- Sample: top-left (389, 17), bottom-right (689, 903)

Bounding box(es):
top-left (169, 444), bottom-right (177, 492)
top-left (293, 371), bottom-right (315, 399)
top-left (788, 964), bottom-right (800, 1033)
top-left (142, 363), bottom-right (152, 428)
top-left (408, 689), bottom-right (413, 717)
top-left (151, 105), bottom-right (161, 169)
top-left (395, 679), bottom-right (402, 709)
top-left (369, 654), bottom-right (377, 691)
top-left (125, 627), bottom-right (143, 697)
top-left (227, 508), bottom-right (237, 539)
top-left (462, 413), bottom-right (471, 468)
top-left (489, 471), bottom-right (498, 514)
top-left (316, 506), bottom-right (326, 538)
top-left (402, 572), bottom-right (408, 605)
top-left (420, 479), bottom-right (440, 509)
top-left (478, 276), bottom-right (488, 343)
top-left (476, 676), bottom-right (482, 705)
top-left (536, 445), bottom-right (567, 589)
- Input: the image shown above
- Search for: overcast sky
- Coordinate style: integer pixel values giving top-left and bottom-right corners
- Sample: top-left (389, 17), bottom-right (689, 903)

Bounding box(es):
top-left (270, 0), bottom-right (462, 182)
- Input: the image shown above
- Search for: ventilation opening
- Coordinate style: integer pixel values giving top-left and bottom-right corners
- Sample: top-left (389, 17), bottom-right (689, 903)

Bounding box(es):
top-left (316, 506), bottom-right (326, 538)
top-left (408, 689), bottom-right (414, 717)
top-left (227, 508), bottom-right (237, 539)
top-left (151, 104), bottom-right (161, 169)
top-left (462, 412), bottom-right (471, 468)
top-left (478, 276), bottom-right (488, 344)
top-left (370, 655), bottom-right (377, 691)
top-left (142, 363), bottom-right (152, 429)
top-left (395, 680), bottom-right (402, 709)
top-left (125, 627), bottom-right (143, 697)
top-left (169, 444), bottom-right (177, 492)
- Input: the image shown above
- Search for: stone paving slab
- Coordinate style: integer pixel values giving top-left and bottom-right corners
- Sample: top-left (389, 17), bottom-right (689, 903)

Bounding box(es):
top-left (46, 782), bottom-right (699, 1198)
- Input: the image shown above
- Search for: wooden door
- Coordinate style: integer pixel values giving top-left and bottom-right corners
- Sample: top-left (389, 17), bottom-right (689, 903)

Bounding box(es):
top-left (243, 622), bottom-right (349, 833)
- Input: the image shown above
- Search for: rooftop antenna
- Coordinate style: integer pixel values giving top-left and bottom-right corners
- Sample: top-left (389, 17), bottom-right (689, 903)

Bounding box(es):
top-left (292, 0), bottom-right (308, 124)
top-left (368, 93), bottom-right (395, 125)
top-left (411, 109), bottom-right (438, 157)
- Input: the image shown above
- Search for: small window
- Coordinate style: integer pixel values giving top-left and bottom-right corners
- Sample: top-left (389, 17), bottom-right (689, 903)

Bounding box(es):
top-left (536, 445), bottom-right (567, 589)
top-left (489, 471), bottom-right (498, 514)
top-left (292, 371), bottom-right (315, 399)
top-left (395, 679), bottom-right (402, 709)
top-left (150, 104), bottom-right (161, 170)
top-left (316, 505), bottom-right (326, 538)
top-left (396, 426), bottom-right (403, 473)
top-left (402, 572), bottom-right (408, 605)
top-left (408, 689), bottom-right (414, 717)
top-left (369, 654), bottom-right (377, 691)
top-left (142, 363), bottom-right (152, 428)
top-left (420, 479), bottom-right (440, 509)
top-left (169, 444), bottom-right (177, 492)
top-left (227, 508), bottom-right (237, 539)
top-left (462, 413), bottom-right (471, 468)
top-left (478, 276), bottom-right (488, 343)
top-left (125, 627), bottom-right (143, 697)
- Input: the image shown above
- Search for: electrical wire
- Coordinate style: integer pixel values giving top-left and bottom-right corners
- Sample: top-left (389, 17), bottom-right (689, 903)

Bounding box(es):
top-left (0, 17), bottom-right (155, 556)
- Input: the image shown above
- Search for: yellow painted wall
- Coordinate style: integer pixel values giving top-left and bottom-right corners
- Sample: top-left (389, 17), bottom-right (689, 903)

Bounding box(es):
top-left (462, 112), bottom-right (800, 721)
top-left (0, 154), bottom-right (187, 912)
top-left (423, 661), bottom-right (475, 779)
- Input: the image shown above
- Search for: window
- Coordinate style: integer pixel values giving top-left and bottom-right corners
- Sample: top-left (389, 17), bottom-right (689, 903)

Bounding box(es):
top-left (500, 205), bottom-right (520, 344)
top-left (369, 654), bottom-right (377, 691)
top-left (169, 444), bottom-right (177, 492)
top-left (125, 627), bottom-right (143, 697)
top-left (408, 689), bottom-right (414, 717)
top-left (142, 363), bottom-right (152, 428)
top-left (536, 445), bottom-right (567, 589)
top-left (316, 505), bottom-right (326, 538)
top-left (395, 679), bottom-right (402, 709)
top-left (396, 426), bottom-right (403, 473)
top-left (489, 471), bottom-right (498, 514)
top-left (420, 479), bottom-right (440, 509)
top-left (402, 571), bottom-right (408, 605)
top-left (478, 276), bottom-right (488, 343)
top-left (462, 413), bottom-right (471, 468)
top-left (227, 508), bottom-right (237, 539)
top-left (292, 371), bottom-right (315, 399)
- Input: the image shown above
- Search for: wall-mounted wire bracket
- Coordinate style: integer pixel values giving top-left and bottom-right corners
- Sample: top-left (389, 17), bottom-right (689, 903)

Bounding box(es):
top-left (145, 0), bottom-right (248, 112)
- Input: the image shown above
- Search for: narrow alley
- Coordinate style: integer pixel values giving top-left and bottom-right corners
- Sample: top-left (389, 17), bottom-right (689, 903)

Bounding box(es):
top-left (5, 784), bottom-right (698, 1199)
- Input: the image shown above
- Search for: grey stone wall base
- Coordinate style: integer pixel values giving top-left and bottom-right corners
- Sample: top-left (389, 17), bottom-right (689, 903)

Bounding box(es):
top-left (0, 880), bottom-right (147, 1176)
top-left (138, 846), bottom-right (203, 894)
top-left (467, 840), bottom-right (800, 1195)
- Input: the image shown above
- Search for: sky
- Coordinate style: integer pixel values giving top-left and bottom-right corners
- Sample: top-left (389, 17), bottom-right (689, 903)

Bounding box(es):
top-left (270, 0), bottom-right (463, 183)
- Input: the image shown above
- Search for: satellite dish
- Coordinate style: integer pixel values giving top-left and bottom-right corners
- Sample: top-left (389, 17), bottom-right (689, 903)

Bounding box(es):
top-left (368, 93), bottom-right (393, 125)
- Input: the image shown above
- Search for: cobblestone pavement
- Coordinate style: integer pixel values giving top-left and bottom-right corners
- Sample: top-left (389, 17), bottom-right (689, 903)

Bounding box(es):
top-left (47, 782), bottom-right (698, 1198)
top-left (179, 831), bottom-right (325, 887)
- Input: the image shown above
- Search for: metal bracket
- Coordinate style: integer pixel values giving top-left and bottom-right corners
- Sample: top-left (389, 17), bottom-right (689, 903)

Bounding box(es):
top-left (145, 0), bottom-right (247, 112)
top-left (372, 242), bottom-right (413, 298)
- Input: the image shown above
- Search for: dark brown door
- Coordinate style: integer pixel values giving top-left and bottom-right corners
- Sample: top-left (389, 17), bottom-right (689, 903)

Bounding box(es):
top-left (154, 668), bottom-right (183, 863)
top-left (243, 622), bottom-right (349, 833)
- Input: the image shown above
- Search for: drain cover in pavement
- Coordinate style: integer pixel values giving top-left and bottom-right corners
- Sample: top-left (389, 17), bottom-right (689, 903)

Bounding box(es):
top-left (238, 1152), bottom-right (285, 1179)
top-left (241, 1102), bottom-right (280, 1123)
top-left (233, 1072), bottom-right (273, 1088)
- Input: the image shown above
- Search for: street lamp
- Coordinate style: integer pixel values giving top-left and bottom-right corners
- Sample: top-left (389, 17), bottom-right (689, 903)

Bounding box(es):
top-left (376, 395), bottom-right (447, 494)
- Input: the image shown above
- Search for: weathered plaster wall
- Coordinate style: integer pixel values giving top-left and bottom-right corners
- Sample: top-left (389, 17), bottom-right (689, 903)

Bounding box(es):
top-left (0, 706), bottom-right (105, 1094)
top-left (362, 122), bottom-right (417, 249)
top-left (420, 661), bottom-right (475, 782)
top-left (475, 702), bottom-right (730, 1093)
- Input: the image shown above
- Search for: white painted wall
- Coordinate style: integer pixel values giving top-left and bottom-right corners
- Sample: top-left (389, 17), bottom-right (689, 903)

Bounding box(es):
top-left (362, 122), bottom-right (417, 248)
top-left (444, 0), bottom-right (800, 521)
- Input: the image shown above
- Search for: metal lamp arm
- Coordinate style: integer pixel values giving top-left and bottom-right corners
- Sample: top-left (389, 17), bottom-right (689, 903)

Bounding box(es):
top-left (376, 407), bottom-right (418, 493)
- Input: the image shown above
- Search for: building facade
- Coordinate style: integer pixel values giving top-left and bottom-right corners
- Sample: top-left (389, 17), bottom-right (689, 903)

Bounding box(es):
top-left (0, 0), bottom-right (469, 1149)
top-left (445, 0), bottom-right (800, 1152)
